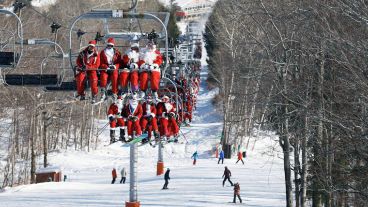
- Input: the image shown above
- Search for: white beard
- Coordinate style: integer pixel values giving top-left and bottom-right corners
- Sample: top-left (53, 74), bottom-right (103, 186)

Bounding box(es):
top-left (128, 50), bottom-right (139, 63)
top-left (164, 103), bottom-right (173, 112)
top-left (105, 48), bottom-right (114, 64)
top-left (143, 50), bottom-right (157, 65)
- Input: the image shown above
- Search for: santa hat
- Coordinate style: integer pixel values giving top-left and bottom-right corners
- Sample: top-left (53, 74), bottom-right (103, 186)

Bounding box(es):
top-left (88, 40), bottom-right (97, 47)
top-left (162, 95), bottom-right (169, 102)
top-left (107, 37), bottom-right (115, 46)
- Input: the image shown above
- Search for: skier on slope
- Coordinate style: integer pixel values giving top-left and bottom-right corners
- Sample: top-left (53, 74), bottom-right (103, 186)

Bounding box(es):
top-left (99, 37), bottom-right (121, 101)
top-left (119, 42), bottom-right (140, 95)
top-left (191, 151), bottom-right (198, 165)
top-left (122, 94), bottom-right (143, 140)
top-left (222, 166), bottom-right (234, 187)
top-left (233, 182), bottom-right (242, 203)
top-left (218, 150), bottom-right (225, 164)
top-left (75, 40), bottom-right (100, 103)
top-left (236, 151), bottom-right (245, 165)
top-left (140, 96), bottom-right (159, 143)
top-left (107, 96), bottom-right (126, 143)
top-left (137, 37), bottom-right (163, 99)
top-left (111, 168), bottom-right (117, 184)
top-left (120, 167), bottom-right (127, 184)
top-left (162, 168), bottom-right (170, 189)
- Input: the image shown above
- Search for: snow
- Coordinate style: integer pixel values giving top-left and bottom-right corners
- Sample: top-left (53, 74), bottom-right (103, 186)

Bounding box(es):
top-left (31, 0), bottom-right (57, 8)
top-left (0, 66), bottom-right (286, 206)
top-left (36, 165), bottom-right (61, 174)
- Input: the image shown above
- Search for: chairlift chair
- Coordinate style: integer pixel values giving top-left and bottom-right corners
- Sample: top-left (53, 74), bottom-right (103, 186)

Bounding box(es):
top-left (0, 9), bottom-right (23, 69)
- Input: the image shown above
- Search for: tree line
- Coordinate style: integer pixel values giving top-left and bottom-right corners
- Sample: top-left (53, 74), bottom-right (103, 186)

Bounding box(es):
top-left (204, 0), bottom-right (368, 206)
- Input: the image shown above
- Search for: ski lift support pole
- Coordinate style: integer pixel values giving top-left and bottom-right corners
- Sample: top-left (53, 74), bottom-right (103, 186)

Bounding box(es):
top-left (157, 77), bottom-right (178, 176)
top-left (127, 131), bottom-right (139, 207)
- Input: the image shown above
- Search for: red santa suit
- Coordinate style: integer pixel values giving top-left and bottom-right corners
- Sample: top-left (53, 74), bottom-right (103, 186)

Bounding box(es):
top-left (138, 43), bottom-right (163, 94)
top-left (157, 96), bottom-right (179, 138)
top-left (107, 99), bottom-right (125, 129)
top-left (184, 95), bottom-right (193, 123)
top-left (99, 38), bottom-right (121, 95)
top-left (76, 40), bottom-right (100, 97)
top-left (123, 98), bottom-right (143, 136)
top-left (119, 44), bottom-right (140, 93)
top-left (140, 101), bottom-right (158, 138)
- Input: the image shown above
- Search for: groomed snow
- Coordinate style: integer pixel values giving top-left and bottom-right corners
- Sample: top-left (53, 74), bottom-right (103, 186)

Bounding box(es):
top-left (0, 66), bottom-right (286, 206)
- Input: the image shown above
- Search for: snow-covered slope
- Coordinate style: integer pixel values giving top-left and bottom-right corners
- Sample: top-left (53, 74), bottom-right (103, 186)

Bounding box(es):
top-left (0, 66), bottom-right (285, 207)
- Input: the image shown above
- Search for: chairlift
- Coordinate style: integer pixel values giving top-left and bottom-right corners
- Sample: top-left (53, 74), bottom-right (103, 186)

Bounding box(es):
top-left (4, 38), bottom-right (69, 87)
top-left (0, 9), bottom-right (23, 68)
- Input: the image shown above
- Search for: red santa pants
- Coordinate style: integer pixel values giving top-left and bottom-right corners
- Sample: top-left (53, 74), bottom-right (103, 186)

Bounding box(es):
top-left (150, 71), bottom-right (160, 91)
top-left (110, 118), bottom-right (125, 128)
top-left (140, 117), bottom-right (158, 137)
top-left (159, 117), bottom-right (179, 137)
top-left (127, 120), bottom-right (142, 136)
top-left (118, 71), bottom-right (129, 91)
top-left (139, 71), bottom-right (149, 91)
top-left (76, 70), bottom-right (98, 96)
top-left (130, 71), bottom-right (139, 92)
top-left (100, 70), bottom-right (118, 94)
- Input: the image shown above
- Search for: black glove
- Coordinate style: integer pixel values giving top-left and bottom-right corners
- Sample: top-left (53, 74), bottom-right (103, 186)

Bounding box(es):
top-left (147, 115), bottom-right (153, 121)
top-left (79, 65), bottom-right (86, 71)
top-left (168, 112), bottom-right (175, 118)
top-left (132, 116), bottom-right (139, 122)
top-left (109, 116), bottom-right (114, 122)
top-left (109, 65), bottom-right (115, 70)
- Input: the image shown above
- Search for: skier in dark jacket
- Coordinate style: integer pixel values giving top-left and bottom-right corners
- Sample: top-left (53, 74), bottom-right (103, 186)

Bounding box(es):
top-left (162, 168), bottom-right (170, 189)
top-left (222, 166), bottom-right (234, 187)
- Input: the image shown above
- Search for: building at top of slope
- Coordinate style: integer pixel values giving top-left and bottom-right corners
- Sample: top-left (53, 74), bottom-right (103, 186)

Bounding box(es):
top-left (175, 0), bottom-right (217, 22)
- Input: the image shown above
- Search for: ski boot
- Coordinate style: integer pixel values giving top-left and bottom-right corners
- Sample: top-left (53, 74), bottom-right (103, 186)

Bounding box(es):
top-left (119, 128), bottom-right (126, 142)
top-left (91, 94), bottom-right (97, 104)
top-left (100, 88), bottom-right (107, 102)
top-left (110, 130), bottom-right (116, 144)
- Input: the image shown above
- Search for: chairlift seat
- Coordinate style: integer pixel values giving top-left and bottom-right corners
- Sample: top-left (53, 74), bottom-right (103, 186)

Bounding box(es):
top-left (0, 52), bottom-right (18, 67)
top-left (5, 74), bottom-right (58, 86)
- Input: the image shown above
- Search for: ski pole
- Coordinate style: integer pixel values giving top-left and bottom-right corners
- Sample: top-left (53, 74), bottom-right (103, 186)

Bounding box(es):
top-left (97, 122), bottom-right (109, 137)
top-left (179, 128), bottom-right (189, 144)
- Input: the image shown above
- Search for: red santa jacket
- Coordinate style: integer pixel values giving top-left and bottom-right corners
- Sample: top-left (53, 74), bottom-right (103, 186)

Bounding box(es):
top-left (123, 100), bottom-right (143, 120)
top-left (142, 102), bottom-right (157, 118)
top-left (157, 102), bottom-right (176, 119)
top-left (107, 103), bottom-right (124, 119)
top-left (99, 48), bottom-right (121, 70)
top-left (138, 49), bottom-right (163, 72)
top-left (76, 48), bottom-right (100, 70)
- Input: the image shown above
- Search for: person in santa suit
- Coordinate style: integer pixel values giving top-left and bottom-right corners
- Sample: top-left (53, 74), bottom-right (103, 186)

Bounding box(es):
top-left (183, 94), bottom-right (193, 125)
top-left (75, 40), bottom-right (100, 103)
top-left (107, 96), bottom-right (126, 143)
top-left (156, 96), bottom-right (179, 140)
top-left (122, 94), bottom-right (143, 140)
top-left (119, 42), bottom-right (140, 95)
top-left (140, 96), bottom-right (159, 143)
top-left (137, 40), bottom-right (163, 99)
top-left (99, 37), bottom-right (121, 101)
